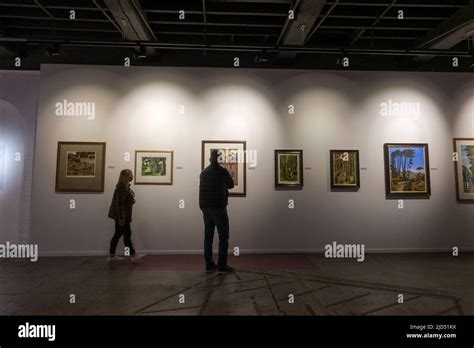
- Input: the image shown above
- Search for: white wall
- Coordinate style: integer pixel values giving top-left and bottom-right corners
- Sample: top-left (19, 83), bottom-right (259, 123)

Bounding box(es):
top-left (0, 71), bottom-right (39, 243)
top-left (30, 65), bottom-right (473, 255)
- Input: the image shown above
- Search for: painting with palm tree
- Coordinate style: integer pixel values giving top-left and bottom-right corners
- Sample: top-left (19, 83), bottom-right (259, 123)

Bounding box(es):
top-left (275, 150), bottom-right (303, 189)
top-left (384, 143), bottom-right (430, 197)
top-left (453, 138), bottom-right (474, 202)
top-left (330, 150), bottom-right (360, 189)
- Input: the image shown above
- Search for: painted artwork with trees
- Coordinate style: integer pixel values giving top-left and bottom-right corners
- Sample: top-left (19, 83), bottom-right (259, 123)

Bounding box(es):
top-left (453, 139), bottom-right (474, 202)
top-left (384, 144), bottom-right (430, 196)
top-left (331, 150), bottom-right (359, 187)
top-left (461, 144), bottom-right (473, 193)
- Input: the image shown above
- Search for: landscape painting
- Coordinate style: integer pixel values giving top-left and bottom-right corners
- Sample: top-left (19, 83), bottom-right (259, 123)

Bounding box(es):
top-left (135, 150), bottom-right (173, 185)
top-left (384, 143), bottom-right (430, 197)
top-left (330, 150), bottom-right (360, 189)
top-left (66, 151), bottom-right (96, 177)
top-left (453, 138), bottom-right (474, 202)
top-left (56, 142), bottom-right (106, 192)
top-left (142, 157), bottom-right (167, 176)
top-left (275, 150), bottom-right (303, 189)
top-left (201, 141), bottom-right (246, 196)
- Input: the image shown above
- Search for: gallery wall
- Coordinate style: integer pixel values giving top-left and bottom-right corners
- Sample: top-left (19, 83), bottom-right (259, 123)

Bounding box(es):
top-left (0, 70), bottom-right (39, 244)
top-left (30, 64), bottom-right (473, 255)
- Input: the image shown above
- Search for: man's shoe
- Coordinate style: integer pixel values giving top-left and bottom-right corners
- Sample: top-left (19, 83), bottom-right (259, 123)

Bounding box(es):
top-left (206, 264), bottom-right (218, 273)
top-left (107, 255), bottom-right (124, 262)
top-left (218, 265), bottom-right (235, 274)
top-left (131, 253), bottom-right (146, 263)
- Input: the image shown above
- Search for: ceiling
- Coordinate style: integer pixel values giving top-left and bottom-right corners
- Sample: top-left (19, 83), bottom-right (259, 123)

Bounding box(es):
top-left (0, 0), bottom-right (473, 71)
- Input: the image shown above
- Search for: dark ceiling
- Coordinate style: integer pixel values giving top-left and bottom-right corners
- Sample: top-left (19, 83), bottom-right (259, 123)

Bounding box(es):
top-left (0, 0), bottom-right (473, 71)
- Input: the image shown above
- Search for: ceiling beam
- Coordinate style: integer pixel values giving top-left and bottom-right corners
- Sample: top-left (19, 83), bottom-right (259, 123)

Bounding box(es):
top-left (304, 0), bottom-right (336, 45)
top-left (93, 0), bottom-right (124, 34)
top-left (350, 0), bottom-right (396, 46)
top-left (1, 38), bottom-right (469, 57)
top-left (103, 0), bottom-right (156, 41)
top-left (417, 3), bottom-right (474, 48)
top-left (276, 0), bottom-right (300, 46)
top-left (415, 2), bottom-right (474, 61)
top-left (280, 0), bottom-right (326, 46)
top-left (202, 0), bottom-right (208, 45)
top-left (33, 0), bottom-right (53, 18)
top-left (326, 2), bottom-right (464, 8)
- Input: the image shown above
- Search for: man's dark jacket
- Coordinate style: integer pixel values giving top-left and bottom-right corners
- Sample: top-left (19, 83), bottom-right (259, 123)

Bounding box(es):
top-left (199, 163), bottom-right (234, 209)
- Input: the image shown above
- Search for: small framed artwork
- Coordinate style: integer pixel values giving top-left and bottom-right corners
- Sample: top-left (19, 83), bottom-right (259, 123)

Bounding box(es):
top-left (453, 138), bottom-right (474, 203)
top-left (201, 140), bottom-right (246, 196)
top-left (135, 150), bottom-right (173, 185)
top-left (274, 149), bottom-right (303, 189)
top-left (330, 150), bottom-right (360, 190)
top-left (383, 143), bottom-right (430, 197)
top-left (55, 141), bottom-right (106, 192)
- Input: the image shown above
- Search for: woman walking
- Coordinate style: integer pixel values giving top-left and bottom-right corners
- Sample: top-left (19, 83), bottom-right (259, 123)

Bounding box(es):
top-left (107, 169), bottom-right (144, 262)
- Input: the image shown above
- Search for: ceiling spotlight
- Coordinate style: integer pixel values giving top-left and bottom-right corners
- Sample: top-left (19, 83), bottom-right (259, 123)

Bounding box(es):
top-left (135, 45), bottom-right (147, 59)
top-left (46, 44), bottom-right (60, 57)
top-left (255, 50), bottom-right (269, 63)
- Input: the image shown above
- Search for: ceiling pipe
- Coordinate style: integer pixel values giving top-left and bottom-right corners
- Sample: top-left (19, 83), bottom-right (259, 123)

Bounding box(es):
top-left (4, 38), bottom-right (470, 57)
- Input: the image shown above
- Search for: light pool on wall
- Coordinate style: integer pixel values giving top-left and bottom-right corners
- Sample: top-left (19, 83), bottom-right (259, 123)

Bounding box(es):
top-left (0, 145), bottom-right (4, 190)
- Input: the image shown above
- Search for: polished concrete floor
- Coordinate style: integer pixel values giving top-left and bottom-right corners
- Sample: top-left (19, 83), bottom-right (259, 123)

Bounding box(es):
top-left (0, 253), bottom-right (472, 315)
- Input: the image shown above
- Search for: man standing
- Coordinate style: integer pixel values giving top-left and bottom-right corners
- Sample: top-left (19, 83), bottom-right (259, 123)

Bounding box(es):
top-left (199, 149), bottom-right (235, 274)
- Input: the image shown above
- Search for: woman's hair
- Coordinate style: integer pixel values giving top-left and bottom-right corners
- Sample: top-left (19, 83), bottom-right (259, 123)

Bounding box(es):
top-left (117, 169), bottom-right (132, 187)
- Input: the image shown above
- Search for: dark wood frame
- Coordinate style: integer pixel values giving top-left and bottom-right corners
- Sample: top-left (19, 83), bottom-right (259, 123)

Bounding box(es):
top-left (274, 149), bottom-right (304, 189)
top-left (55, 141), bottom-right (106, 192)
top-left (383, 143), bottom-right (431, 198)
top-left (330, 149), bottom-right (360, 190)
top-left (453, 138), bottom-right (474, 203)
top-left (201, 140), bottom-right (246, 196)
top-left (134, 150), bottom-right (174, 185)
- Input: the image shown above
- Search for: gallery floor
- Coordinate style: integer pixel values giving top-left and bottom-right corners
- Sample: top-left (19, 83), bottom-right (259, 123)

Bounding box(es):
top-left (1, 253), bottom-right (472, 316)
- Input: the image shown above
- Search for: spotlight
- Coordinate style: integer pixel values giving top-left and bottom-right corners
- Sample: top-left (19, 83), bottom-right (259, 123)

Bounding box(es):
top-left (255, 50), bottom-right (269, 63)
top-left (46, 44), bottom-right (60, 57)
top-left (134, 45), bottom-right (147, 59)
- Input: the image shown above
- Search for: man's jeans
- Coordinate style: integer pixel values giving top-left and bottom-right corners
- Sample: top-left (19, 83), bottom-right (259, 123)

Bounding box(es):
top-left (202, 208), bottom-right (229, 267)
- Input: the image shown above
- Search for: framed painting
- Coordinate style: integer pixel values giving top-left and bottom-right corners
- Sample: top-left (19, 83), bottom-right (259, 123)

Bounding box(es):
top-left (135, 150), bottom-right (173, 185)
top-left (201, 140), bottom-right (246, 196)
top-left (274, 149), bottom-right (303, 189)
top-left (453, 138), bottom-right (474, 203)
top-left (383, 143), bottom-right (430, 197)
top-left (55, 141), bottom-right (106, 192)
top-left (330, 150), bottom-right (360, 190)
